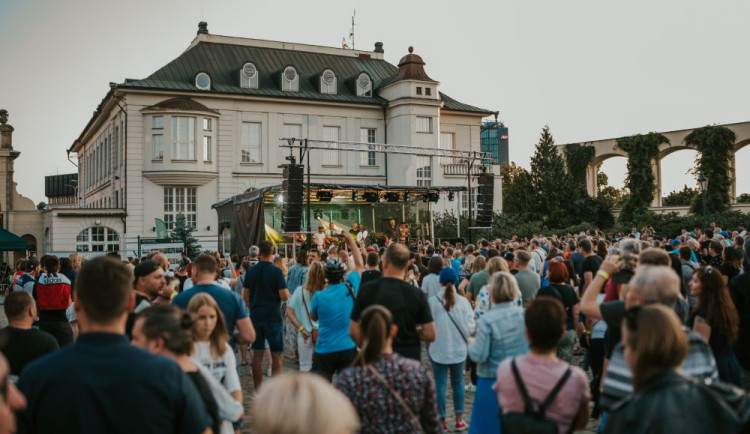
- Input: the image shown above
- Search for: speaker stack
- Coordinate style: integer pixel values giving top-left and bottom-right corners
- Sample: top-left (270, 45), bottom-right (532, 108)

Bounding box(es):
top-left (281, 164), bottom-right (305, 232)
top-left (476, 172), bottom-right (494, 227)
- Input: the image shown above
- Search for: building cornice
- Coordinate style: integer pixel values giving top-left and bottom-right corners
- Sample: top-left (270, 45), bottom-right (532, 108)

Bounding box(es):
top-left (143, 170), bottom-right (218, 186)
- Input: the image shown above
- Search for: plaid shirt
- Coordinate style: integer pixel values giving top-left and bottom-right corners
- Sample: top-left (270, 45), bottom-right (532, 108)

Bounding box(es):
top-left (600, 326), bottom-right (718, 411)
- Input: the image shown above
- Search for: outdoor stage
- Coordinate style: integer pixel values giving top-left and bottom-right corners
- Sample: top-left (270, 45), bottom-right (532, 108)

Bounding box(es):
top-left (213, 183), bottom-right (466, 256)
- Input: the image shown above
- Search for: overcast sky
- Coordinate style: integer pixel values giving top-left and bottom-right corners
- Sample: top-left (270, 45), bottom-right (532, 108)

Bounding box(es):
top-left (1, 0), bottom-right (748, 204)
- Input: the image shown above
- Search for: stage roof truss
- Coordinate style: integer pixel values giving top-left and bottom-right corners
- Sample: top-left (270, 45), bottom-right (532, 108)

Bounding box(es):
top-left (280, 138), bottom-right (493, 163)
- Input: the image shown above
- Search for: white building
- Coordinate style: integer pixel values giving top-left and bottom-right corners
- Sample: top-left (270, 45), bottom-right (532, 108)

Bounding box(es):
top-left (45, 22), bottom-right (500, 256)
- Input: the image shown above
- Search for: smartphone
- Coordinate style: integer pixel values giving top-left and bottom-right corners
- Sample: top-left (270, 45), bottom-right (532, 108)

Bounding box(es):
top-left (331, 230), bottom-right (342, 237)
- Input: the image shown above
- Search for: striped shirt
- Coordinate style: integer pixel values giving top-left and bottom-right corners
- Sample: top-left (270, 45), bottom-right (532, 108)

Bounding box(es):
top-left (600, 327), bottom-right (718, 411)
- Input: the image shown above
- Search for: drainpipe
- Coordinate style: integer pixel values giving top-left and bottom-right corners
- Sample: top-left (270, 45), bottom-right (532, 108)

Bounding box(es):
top-left (382, 105), bottom-right (388, 185)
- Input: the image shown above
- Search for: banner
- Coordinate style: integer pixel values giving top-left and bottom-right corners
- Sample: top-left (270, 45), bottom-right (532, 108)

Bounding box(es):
top-left (155, 218), bottom-right (169, 240)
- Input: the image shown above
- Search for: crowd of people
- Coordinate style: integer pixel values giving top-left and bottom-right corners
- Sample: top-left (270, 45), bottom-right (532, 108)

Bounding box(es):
top-left (1, 222), bottom-right (750, 433)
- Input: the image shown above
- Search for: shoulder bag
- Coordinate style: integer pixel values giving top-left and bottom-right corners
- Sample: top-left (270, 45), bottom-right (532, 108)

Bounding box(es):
top-left (502, 358), bottom-right (573, 434)
top-left (433, 296), bottom-right (468, 344)
top-left (366, 365), bottom-right (422, 431)
top-left (300, 290), bottom-right (318, 343)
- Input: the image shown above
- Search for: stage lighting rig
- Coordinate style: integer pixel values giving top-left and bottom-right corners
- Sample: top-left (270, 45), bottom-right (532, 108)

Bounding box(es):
top-left (363, 192), bottom-right (379, 202)
top-left (316, 190), bottom-right (333, 202)
top-left (384, 192), bottom-right (400, 202)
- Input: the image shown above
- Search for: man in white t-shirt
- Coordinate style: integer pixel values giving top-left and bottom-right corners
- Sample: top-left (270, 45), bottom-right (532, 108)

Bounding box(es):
top-left (312, 226), bottom-right (326, 251)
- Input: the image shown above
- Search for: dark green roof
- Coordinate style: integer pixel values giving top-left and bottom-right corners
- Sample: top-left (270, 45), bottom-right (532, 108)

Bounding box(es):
top-left (121, 40), bottom-right (492, 114)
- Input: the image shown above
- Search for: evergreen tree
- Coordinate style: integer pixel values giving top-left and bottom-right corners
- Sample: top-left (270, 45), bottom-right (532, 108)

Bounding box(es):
top-left (500, 162), bottom-right (534, 217)
top-left (172, 214), bottom-right (202, 258)
top-left (529, 126), bottom-right (571, 227)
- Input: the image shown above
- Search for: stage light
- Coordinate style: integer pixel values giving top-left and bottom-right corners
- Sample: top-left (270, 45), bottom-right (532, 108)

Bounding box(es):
top-left (422, 191), bottom-right (440, 203)
top-left (403, 191), bottom-right (411, 202)
top-left (363, 192), bottom-right (379, 203)
top-left (385, 192), bottom-right (400, 202)
top-left (276, 194), bottom-right (284, 204)
top-left (351, 190), bottom-right (358, 201)
top-left (448, 192), bottom-right (455, 201)
top-left (314, 212), bottom-right (323, 219)
top-left (316, 190), bottom-right (333, 202)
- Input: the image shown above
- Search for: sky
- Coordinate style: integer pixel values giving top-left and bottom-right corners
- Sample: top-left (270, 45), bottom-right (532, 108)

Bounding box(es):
top-left (1, 0), bottom-right (749, 204)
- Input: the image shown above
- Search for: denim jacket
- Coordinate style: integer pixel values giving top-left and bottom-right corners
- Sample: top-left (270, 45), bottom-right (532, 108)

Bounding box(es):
top-left (468, 302), bottom-right (528, 378)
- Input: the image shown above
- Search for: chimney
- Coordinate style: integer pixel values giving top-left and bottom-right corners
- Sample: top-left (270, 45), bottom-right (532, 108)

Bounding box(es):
top-left (0, 110), bottom-right (13, 150)
top-left (197, 21), bottom-right (209, 35)
top-left (374, 42), bottom-right (384, 53)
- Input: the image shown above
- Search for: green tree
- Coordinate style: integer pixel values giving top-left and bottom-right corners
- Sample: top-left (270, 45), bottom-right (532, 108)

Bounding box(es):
top-left (500, 162), bottom-right (534, 217)
top-left (529, 126), bottom-right (572, 227)
top-left (663, 185), bottom-right (698, 206)
top-left (563, 143), bottom-right (596, 190)
top-left (686, 125), bottom-right (736, 214)
top-left (616, 133), bottom-right (669, 225)
top-left (172, 214), bottom-right (202, 257)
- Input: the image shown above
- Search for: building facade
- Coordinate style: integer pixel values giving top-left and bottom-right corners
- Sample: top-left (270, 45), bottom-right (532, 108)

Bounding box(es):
top-left (45, 22), bottom-right (501, 256)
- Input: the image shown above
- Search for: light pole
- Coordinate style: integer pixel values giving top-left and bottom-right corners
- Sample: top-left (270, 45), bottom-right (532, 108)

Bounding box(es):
top-left (698, 172), bottom-right (708, 231)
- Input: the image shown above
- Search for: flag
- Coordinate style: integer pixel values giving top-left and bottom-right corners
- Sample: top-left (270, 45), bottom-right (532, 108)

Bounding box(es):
top-left (155, 218), bottom-right (168, 239)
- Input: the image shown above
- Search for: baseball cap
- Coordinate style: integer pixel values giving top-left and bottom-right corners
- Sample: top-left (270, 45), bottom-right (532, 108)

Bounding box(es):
top-left (133, 260), bottom-right (161, 283)
top-left (24, 258), bottom-right (40, 272)
top-left (671, 239), bottom-right (681, 246)
top-left (439, 267), bottom-right (459, 285)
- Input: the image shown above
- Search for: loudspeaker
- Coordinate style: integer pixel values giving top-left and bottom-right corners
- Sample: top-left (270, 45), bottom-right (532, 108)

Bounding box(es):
top-left (282, 164), bottom-right (305, 232)
top-left (475, 172), bottom-right (494, 227)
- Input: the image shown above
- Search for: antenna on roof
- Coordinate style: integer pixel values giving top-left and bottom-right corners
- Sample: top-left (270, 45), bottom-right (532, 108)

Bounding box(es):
top-left (342, 10), bottom-right (356, 50)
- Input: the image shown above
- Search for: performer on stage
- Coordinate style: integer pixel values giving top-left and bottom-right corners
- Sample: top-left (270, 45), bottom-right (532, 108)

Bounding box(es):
top-left (356, 225), bottom-right (370, 246)
top-left (398, 223), bottom-right (410, 244)
top-left (312, 226), bottom-right (326, 251)
top-left (386, 219), bottom-right (399, 245)
top-left (349, 222), bottom-right (359, 237)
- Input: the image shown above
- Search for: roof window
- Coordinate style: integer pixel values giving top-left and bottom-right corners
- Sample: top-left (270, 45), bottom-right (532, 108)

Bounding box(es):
top-left (282, 66), bottom-right (299, 92)
top-left (241, 63), bottom-right (258, 89)
top-left (320, 69), bottom-right (337, 95)
top-left (195, 72), bottom-right (211, 90)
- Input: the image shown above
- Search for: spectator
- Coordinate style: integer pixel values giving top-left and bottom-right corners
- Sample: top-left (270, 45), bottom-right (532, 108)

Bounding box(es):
top-left (496, 298), bottom-right (590, 433)
top-left (286, 262), bottom-right (325, 372)
top-left (465, 255), bottom-right (490, 302)
top-left (687, 266), bottom-right (741, 386)
top-left (17, 256), bottom-right (211, 433)
top-left (729, 238), bottom-right (750, 391)
top-left (238, 241), bottom-right (288, 388)
top-left (578, 239), bottom-right (603, 293)
top-left (33, 256), bottom-right (73, 347)
top-left (12, 258), bottom-right (38, 295)
top-left (286, 249), bottom-right (309, 295)
top-left (604, 304), bottom-right (742, 433)
top-left (529, 239), bottom-right (547, 275)
top-left (361, 251), bottom-right (381, 285)
top-left (468, 271), bottom-right (529, 433)
top-left (720, 246), bottom-right (741, 285)
top-left (174, 255), bottom-right (255, 361)
top-left (133, 304), bottom-right (242, 434)
top-left (706, 240), bottom-right (723, 268)
top-left (473, 257), bottom-right (510, 318)
top-left (252, 373), bottom-right (359, 434)
top-left (0, 353), bottom-right (26, 434)
top-left (0, 291), bottom-right (58, 378)
top-left (350, 243), bottom-right (435, 361)
top-left (420, 256), bottom-right (444, 298)
top-left (537, 261), bottom-right (580, 362)
top-left (679, 246), bottom-right (698, 306)
top-left (427, 267), bottom-right (474, 432)
top-left (126, 260), bottom-right (166, 338)
top-left (188, 294), bottom-right (243, 434)
top-left (513, 250), bottom-right (540, 306)
top-left (311, 232), bottom-right (363, 381)
top-left (335, 305), bottom-right (441, 433)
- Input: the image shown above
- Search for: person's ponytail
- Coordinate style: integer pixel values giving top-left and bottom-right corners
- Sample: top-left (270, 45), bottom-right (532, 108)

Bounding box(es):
top-left (443, 281), bottom-right (456, 311)
top-left (353, 305), bottom-right (392, 367)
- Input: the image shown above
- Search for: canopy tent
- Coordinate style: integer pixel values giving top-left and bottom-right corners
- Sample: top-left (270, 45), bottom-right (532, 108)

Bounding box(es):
top-left (0, 227), bottom-right (27, 251)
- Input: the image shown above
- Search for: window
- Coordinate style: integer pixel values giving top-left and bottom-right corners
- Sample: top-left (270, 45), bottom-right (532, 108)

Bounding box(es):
top-left (440, 132), bottom-right (455, 164)
top-left (356, 73), bottom-right (372, 97)
top-left (164, 187), bottom-right (197, 230)
top-left (461, 188), bottom-right (479, 218)
top-left (360, 128), bottom-right (376, 166)
top-left (153, 116), bottom-right (164, 129)
top-left (195, 72), bottom-right (211, 90)
top-left (320, 69), bottom-right (337, 95)
top-left (425, 88), bottom-right (432, 96)
top-left (417, 117), bottom-right (432, 133)
top-left (416, 156), bottom-right (431, 187)
top-left (153, 134), bottom-right (164, 160)
top-left (416, 86), bottom-right (422, 95)
top-left (240, 62), bottom-right (258, 89)
top-left (203, 136), bottom-right (212, 162)
top-left (283, 124), bottom-right (302, 140)
top-left (203, 118), bottom-right (212, 131)
top-left (76, 227), bottom-right (120, 253)
top-left (171, 117), bottom-right (196, 160)
top-left (114, 126), bottom-right (119, 167)
top-left (322, 126), bottom-right (340, 166)
top-left (282, 66), bottom-right (299, 92)
top-left (241, 122), bottom-right (262, 163)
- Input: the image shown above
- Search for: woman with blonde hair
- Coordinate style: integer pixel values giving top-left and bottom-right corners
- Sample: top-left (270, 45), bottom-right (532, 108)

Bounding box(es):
top-left (459, 255), bottom-right (485, 298)
top-left (605, 304), bottom-right (741, 433)
top-left (286, 262), bottom-right (325, 371)
top-left (467, 271), bottom-right (528, 433)
top-left (473, 257), bottom-right (510, 318)
top-left (252, 373), bottom-right (359, 434)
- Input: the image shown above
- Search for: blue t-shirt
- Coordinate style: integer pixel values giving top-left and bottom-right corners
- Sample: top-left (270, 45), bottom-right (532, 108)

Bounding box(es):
top-left (242, 261), bottom-right (288, 323)
top-left (311, 272), bottom-right (361, 354)
top-left (18, 333), bottom-right (211, 434)
top-left (173, 284), bottom-right (249, 344)
top-left (450, 259), bottom-right (461, 276)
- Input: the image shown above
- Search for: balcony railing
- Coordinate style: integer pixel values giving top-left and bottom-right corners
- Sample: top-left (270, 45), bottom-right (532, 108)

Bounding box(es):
top-left (442, 163), bottom-right (492, 177)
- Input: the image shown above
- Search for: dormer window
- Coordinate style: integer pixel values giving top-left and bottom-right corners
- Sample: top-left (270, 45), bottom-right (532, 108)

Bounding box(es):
top-left (195, 72), bottom-right (211, 90)
top-left (241, 63), bottom-right (258, 89)
top-left (282, 66), bottom-right (299, 92)
top-left (356, 73), bottom-right (372, 97)
top-left (320, 69), bottom-right (337, 95)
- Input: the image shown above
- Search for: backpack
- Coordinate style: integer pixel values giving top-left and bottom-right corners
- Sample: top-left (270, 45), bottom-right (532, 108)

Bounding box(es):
top-left (502, 359), bottom-right (573, 434)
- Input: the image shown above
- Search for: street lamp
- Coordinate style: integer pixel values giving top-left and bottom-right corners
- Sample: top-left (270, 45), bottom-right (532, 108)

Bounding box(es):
top-left (698, 172), bottom-right (708, 231)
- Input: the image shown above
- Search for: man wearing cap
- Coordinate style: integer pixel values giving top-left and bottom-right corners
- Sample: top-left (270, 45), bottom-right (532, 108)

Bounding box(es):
top-left (124, 260), bottom-right (166, 338)
top-left (13, 258), bottom-right (39, 295)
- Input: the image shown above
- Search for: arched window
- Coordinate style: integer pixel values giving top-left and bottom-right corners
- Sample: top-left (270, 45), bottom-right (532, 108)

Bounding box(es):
top-left (240, 62), bottom-right (258, 89)
top-left (320, 69), bottom-right (337, 95)
top-left (282, 66), bottom-right (299, 92)
top-left (76, 226), bottom-right (119, 252)
top-left (356, 72), bottom-right (372, 97)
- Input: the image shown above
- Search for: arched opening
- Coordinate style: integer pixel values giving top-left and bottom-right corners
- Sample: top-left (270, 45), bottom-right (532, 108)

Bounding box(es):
top-left (735, 140), bottom-right (750, 201)
top-left (43, 228), bottom-right (50, 254)
top-left (21, 234), bottom-right (37, 255)
top-left (659, 148), bottom-right (699, 207)
top-left (76, 226), bottom-right (119, 253)
top-left (596, 155), bottom-right (628, 208)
